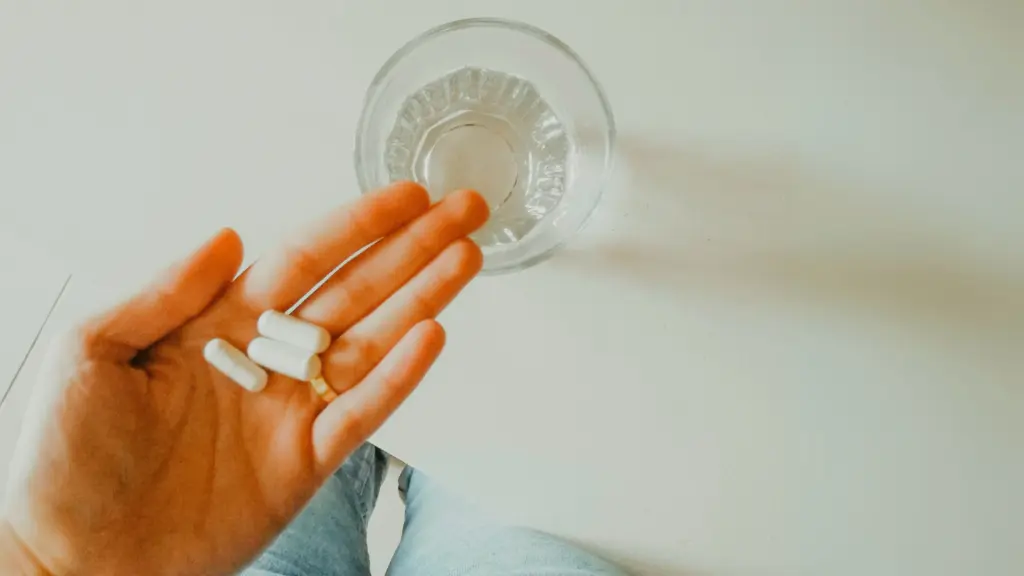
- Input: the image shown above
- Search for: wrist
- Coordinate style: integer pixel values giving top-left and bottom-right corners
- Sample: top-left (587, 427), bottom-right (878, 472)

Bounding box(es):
top-left (0, 520), bottom-right (51, 576)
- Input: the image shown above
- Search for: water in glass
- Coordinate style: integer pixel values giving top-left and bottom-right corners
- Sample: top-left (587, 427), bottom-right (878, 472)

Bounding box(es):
top-left (384, 67), bottom-right (569, 247)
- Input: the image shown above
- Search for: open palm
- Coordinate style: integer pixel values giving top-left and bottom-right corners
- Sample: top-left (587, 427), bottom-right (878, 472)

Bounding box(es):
top-left (2, 183), bottom-right (488, 576)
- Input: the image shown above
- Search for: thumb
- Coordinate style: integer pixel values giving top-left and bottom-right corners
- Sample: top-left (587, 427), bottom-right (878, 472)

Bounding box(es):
top-left (84, 228), bottom-right (244, 357)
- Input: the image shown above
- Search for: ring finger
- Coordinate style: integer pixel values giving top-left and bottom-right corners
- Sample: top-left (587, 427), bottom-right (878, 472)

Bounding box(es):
top-left (318, 238), bottom-right (483, 394)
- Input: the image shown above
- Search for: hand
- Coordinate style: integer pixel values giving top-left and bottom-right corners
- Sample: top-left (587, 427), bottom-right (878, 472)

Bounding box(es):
top-left (0, 183), bottom-right (489, 575)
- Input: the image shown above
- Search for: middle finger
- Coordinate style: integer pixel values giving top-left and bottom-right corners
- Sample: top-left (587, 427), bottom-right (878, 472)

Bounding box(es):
top-left (294, 189), bottom-right (488, 335)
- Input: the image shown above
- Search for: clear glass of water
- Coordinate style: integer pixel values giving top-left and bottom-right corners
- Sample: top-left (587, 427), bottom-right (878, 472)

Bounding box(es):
top-left (355, 18), bottom-right (615, 273)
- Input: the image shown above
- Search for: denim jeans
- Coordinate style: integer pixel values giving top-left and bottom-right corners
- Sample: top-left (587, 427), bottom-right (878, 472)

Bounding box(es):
top-left (244, 444), bottom-right (626, 576)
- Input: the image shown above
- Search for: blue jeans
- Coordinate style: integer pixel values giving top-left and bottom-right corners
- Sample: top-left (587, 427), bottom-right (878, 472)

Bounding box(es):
top-left (244, 444), bottom-right (625, 576)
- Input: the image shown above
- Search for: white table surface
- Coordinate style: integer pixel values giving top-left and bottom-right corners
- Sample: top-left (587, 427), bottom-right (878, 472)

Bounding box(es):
top-left (0, 243), bottom-right (67, 392)
top-left (0, 232), bottom-right (69, 501)
top-left (1, 2), bottom-right (1022, 574)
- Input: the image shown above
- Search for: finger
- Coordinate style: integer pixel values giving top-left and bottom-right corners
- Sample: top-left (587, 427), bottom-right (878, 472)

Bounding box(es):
top-left (295, 189), bottom-right (489, 335)
top-left (311, 319), bottom-right (446, 475)
top-left (231, 181), bottom-right (430, 312)
top-left (319, 239), bottom-right (481, 393)
top-left (84, 228), bottom-right (244, 356)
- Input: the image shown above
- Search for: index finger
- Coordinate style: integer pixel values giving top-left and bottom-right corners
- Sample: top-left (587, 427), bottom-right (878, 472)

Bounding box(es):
top-left (231, 182), bottom-right (430, 311)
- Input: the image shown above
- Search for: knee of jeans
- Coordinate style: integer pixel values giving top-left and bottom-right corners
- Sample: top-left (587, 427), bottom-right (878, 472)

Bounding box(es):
top-left (335, 443), bottom-right (381, 476)
top-left (398, 465), bottom-right (414, 497)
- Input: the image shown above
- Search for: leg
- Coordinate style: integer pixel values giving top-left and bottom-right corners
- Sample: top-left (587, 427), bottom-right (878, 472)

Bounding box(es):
top-left (386, 467), bottom-right (627, 576)
top-left (243, 443), bottom-right (388, 576)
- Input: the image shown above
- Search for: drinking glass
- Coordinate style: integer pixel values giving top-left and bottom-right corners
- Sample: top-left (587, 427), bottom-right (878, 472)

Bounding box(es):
top-left (356, 18), bottom-right (615, 273)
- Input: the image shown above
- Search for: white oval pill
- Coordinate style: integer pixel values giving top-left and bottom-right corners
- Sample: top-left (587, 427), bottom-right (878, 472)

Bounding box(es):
top-left (247, 337), bottom-right (322, 381)
top-left (257, 310), bottom-right (332, 353)
top-left (203, 338), bottom-right (268, 393)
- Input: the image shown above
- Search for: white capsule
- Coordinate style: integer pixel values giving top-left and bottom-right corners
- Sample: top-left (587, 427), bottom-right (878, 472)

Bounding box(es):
top-left (247, 337), bottom-right (322, 381)
top-left (257, 310), bottom-right (332, 353)
top-left (203, 338), bottom-right (268, 393)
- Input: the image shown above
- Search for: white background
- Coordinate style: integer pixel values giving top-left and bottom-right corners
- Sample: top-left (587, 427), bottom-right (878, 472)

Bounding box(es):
top-left (1, 1), bottom-right (1022, 574)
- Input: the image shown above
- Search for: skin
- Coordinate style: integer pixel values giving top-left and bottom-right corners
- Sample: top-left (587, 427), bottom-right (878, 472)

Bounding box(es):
top-left (0, 182), bottom-right (490, 576)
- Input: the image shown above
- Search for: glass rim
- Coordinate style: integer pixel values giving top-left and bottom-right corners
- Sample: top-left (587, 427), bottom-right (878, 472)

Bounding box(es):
top-left (355, 17), bottom-right (617, 274)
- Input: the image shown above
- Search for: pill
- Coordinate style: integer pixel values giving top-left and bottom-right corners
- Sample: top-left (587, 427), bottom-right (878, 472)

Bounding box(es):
top-left (203, 338), bottom-right (268, 393)
top-left (247, 337), bottom-right (322, 381)
top-left (257, 310), bottom-right (332, 353)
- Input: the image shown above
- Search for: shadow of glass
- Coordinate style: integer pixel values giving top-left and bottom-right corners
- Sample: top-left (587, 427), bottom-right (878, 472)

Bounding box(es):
top-left (556, 135), bottom-right (1024, 342)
